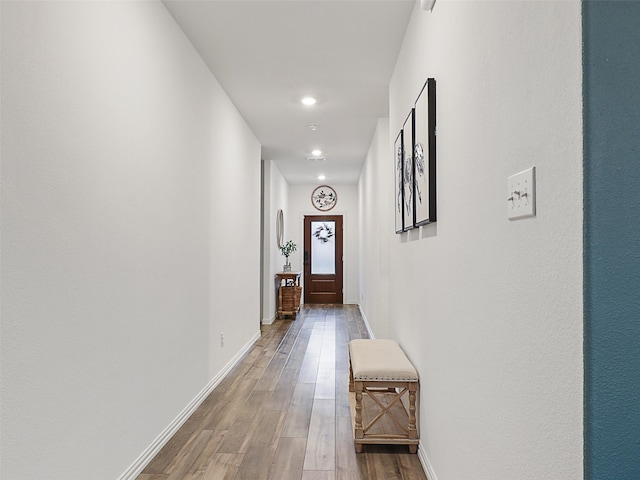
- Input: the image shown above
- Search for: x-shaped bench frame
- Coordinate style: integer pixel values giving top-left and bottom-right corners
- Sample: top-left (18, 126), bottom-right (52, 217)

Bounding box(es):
top-left (350, 376), bottom-right (419, 453)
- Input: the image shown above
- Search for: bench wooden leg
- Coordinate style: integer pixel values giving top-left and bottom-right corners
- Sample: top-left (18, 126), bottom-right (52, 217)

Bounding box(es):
top-left (408, 382), bottom-right (418, 443)
top-left (354, 380), bottom-right (364, 452)
top-left (349, 362), bottom-right (354, 392)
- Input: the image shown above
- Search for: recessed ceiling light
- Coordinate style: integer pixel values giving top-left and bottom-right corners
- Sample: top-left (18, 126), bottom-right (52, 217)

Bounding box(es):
top-left (301, 96), bottom-right (316, 106)
top-left (318, 175), bottom-right (326, 180)
top-left (311, 149), bottom-right (322, 156)
top-left (307, 123), bottom-right (319, 131)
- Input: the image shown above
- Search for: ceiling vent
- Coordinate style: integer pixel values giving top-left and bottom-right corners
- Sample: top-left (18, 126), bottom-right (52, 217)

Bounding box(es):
top-left (307, 156), bottom-right (326, 162)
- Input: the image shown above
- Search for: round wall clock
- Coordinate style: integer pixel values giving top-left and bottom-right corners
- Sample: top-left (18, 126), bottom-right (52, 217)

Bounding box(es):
top-left (311, 185), bottom-right (338, 211)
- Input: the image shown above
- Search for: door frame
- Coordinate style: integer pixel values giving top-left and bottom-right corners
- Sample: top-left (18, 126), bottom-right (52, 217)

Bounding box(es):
top-left (303, 215), bottom-right (343, 304)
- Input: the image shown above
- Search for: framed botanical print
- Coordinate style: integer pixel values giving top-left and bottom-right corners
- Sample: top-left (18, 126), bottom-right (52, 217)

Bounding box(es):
top-left (394, 130), bottom-right (404, 234)
top-left (402, 109), bottom-right (415, 231)
top-left (414, 78), bottom-right (437, 226)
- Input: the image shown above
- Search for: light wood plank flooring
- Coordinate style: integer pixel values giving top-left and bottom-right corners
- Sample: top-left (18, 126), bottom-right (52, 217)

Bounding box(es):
top-left (138, 305), bottom-right (428, 480)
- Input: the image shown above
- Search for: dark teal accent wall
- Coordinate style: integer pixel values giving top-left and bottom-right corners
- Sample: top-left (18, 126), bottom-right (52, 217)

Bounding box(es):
top-left (583, 2), bottom-right (640, 479)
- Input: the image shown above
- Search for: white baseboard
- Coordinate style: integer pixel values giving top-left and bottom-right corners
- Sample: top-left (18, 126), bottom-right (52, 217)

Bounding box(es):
top-left (262, 313), bottom-right (276, 325)
top-left (117, 329), bottom-right (261, 480)
top-left (418, 444), bottom-right (438, 480)
top-left (357, 304), bottom-right (376, 339)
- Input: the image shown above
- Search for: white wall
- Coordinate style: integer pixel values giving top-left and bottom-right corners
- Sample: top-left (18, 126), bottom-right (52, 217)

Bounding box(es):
top-left (0, 2), bottom-right (261, 479)
top-left (358, 118), bottom-right (391, 337)
top-left (262, 161), bottom-right (289, 323)
top-left (360, 2), bottom-right (583, 480)
top-left (287, 184), bottom-right (359, 305)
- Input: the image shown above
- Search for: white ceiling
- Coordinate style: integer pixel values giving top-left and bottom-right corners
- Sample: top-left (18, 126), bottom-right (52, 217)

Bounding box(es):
top-left (163, 0), bottom-right (415, 184)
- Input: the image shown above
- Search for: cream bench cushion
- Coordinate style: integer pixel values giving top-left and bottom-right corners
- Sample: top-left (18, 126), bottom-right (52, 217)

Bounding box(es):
top-left (349, 339), bottom-right (418, 382)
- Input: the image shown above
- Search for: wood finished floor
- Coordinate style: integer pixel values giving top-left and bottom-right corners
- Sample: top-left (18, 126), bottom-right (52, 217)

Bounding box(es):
top-left (138, 304), bottom-right (428, 480)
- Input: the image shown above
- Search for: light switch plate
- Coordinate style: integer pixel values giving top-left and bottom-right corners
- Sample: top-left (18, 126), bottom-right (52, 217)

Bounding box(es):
top-left (507, 167), bottom-right (536, 220)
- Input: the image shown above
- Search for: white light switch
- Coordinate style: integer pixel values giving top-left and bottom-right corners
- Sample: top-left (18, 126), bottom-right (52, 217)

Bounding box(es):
top-left (507, 167), bottom-right (536, 220)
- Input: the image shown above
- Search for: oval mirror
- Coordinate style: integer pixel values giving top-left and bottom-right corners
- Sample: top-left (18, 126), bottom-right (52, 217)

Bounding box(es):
top-left (276, 209), bottom-right (284, 248)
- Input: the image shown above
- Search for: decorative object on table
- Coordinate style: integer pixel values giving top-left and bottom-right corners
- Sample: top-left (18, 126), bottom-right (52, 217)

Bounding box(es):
top-left (402, 109), bottom-right (415, 230)
top-left (413, 78), bottom-right (437, 226)
top-left (311, 185), bottom-right (337, 211)
top-left (280, 240), bottom-right (297, 272)
top-left (394, 130), bottom-right (404, 234)
top-left (275, 209), bottom-right (284, 248)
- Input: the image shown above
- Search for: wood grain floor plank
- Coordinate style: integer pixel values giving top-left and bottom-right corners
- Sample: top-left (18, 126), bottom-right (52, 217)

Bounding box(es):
top-left (268, 437), bottom-right (307, 480)
top-left (140, 424), bottom-right (198, 474)
top-left (165, 430), bottom-right (212, 479)
top-left (282, 382), bottom-right (316, 437)
top-left (315, 324), bottom-right (336, 400)
top-left (235, 410), bottom-right (287, 480)
top-left (314, 365), bottom-right (336, 399)
top-left (335, 374), bottom-right (351, 419)
top-left (336, 416), bottom-right (363, 480)
top-left (302, 470), bottom-right (336, 480)
top-left (298, 334), bottom-right (323, 383)
top-left (396, 451), bottom-right (430, 480)
top-left (250, 409), bottom-right (286, 447)
top-left (265, 372), bottom-right (298, 411)
top-left (215, 408), bottom-right (262, 454)
top-left (176, 430), bottom-right (227, 480)
top-left (255, 352), bottom-right (288, 391)
top-left (201, 453), bottom-right (243, 480)
top-left (303, 398), bottom-right (336, 471)
top-left (237, 444), bottom-right (276, 480)
top-left (276, 320), bottom-right (301, 355)
top-left (203, 379), bottom-right (260, 432)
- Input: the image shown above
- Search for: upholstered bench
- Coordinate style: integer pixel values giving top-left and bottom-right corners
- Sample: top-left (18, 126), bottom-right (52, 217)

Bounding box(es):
top-left (348, 339), bottom-right (419, 453)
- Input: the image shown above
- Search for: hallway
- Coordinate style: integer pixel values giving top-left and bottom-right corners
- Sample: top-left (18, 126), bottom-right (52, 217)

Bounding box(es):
top-left (138, 305), bottom-right (427, 480)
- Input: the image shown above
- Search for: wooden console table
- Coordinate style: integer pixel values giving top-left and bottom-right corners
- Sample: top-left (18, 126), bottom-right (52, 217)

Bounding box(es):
top-left (275, 271), bottom-right (302, 319)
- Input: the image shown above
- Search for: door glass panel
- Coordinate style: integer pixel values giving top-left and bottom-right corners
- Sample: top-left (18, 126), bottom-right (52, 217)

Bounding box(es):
top-left (311, 221), bottom-right (335, 274)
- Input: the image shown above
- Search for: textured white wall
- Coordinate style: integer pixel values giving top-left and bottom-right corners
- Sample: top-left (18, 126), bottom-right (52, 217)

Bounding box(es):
top-left (262, 161), bottom-right (289, 323)
top-left (358, 118), bottom-right (391, 337)
top-left (287, 184), bottom-right (360, 305)
top-left (0, 2), bottom-right (260, 479)
top-left (361, 2), bottom-right (583, 479)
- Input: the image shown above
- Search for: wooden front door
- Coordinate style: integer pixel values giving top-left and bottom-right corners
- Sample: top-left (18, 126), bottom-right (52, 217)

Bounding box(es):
top-left (303, 215), bottom-right (343, 304)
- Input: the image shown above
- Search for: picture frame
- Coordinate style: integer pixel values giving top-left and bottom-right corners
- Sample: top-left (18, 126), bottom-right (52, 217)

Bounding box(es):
top-left (402, 109), bottom-right (415, 231)
top-left (413, 78), bottom-right (437, 226)
top-left (394, 130), bottom-right (404, 234)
